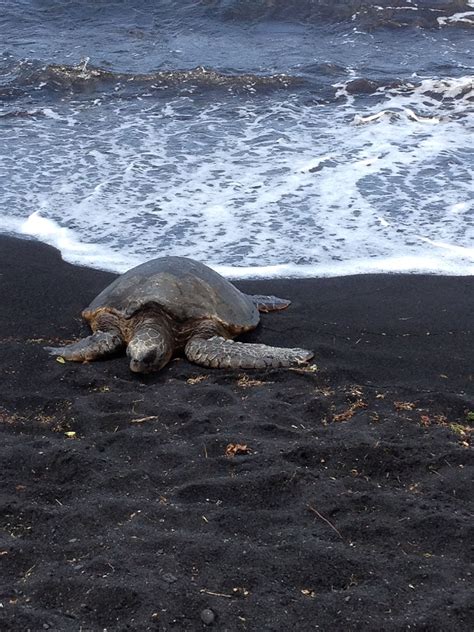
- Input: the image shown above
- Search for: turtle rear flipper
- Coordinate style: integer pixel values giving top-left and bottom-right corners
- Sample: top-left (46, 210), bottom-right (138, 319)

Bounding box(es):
top-left (185, 336), bottom-right (313, 369)
top-left (45, 332), bottom-right (124, 362)
top-left (249, 294), bottom-right (291, 312)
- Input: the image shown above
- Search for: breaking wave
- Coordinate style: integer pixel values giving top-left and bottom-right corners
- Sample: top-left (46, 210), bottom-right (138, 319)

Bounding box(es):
top-left (201, 0), bottom-right (474, 29)
top-left (0, 59), bottom-right (302, 100)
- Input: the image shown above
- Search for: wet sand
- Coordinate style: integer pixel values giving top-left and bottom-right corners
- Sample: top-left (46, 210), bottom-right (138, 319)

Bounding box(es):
top-left (0, 235), bottom-right (472, 631)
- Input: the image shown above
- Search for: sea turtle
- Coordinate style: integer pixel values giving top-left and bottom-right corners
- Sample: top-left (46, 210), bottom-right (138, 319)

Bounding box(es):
top-left (45, 256), bottom-right (313, 373)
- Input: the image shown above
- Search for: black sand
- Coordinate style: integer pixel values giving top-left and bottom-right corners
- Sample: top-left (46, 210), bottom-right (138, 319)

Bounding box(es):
top-left (0, 235), bottom-right (472, 631)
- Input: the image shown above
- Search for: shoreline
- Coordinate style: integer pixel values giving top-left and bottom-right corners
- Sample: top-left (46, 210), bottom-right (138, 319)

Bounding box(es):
top-left (0, 235), bottom-right (473, 630)
top-left (1, 234), bottom-right (472, 390)
top-left (5, 230), bottom-right (473, 279)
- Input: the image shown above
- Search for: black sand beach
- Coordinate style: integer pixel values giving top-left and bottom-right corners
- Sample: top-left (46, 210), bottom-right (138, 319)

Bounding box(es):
top-left (0, 235), bottom-right (472, 631)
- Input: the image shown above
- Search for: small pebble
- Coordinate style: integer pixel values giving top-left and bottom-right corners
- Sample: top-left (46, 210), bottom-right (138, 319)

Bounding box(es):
top-left (200, 608), bottom-right (215, 625)
top-left (162, 572), bottom-right (178, 584)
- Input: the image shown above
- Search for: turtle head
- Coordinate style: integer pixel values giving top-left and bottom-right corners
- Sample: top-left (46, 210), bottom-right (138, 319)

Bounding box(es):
top-left (127, 323), bottom-right (173, 374)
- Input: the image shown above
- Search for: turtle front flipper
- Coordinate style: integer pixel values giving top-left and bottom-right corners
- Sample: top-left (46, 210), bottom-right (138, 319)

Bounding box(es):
top-left (185, 336), bottom-right (313, 369)
top-left (248, 295), bottom-right (291, 313)
top-left (45, 331), bottom-right (125, 362)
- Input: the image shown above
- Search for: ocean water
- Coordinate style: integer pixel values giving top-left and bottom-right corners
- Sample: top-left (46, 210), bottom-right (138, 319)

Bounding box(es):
top-left (1, 0), bottom-right (473, 277)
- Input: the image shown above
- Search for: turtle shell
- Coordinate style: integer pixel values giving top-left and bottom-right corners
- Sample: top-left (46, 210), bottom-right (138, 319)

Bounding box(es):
top-left (83, 256), bottom-right (260, 331)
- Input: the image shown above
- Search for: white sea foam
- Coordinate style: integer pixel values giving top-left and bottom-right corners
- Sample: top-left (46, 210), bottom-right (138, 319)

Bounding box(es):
top-left (353, 109), bottom-right (442, 125)
top-left (13, 211), bottom-right (474, 278)
top-left (1, 75), bottom-right (473, 277)
top-left (438, 10), bottom-right (474, 26)
top-left (18, 212), bottom-right (141, 271)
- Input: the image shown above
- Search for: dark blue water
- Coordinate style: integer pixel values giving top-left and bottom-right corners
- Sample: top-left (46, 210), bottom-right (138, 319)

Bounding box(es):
top-left (1, 1), bottom-right (473, 276)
